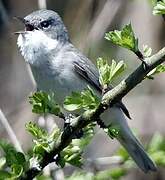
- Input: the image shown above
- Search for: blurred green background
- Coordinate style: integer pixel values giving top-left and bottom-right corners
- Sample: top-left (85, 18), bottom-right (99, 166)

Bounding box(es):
top-left (0, 0), bottom-right (165, 179)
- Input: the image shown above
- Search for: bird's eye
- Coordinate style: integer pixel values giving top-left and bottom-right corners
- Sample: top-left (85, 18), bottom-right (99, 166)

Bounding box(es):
top-left (40, 20), bottom-right (50, 28)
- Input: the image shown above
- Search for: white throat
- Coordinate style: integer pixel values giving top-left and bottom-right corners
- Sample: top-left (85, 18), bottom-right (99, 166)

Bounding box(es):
top-left (17, 30), bottom-right (59, 65)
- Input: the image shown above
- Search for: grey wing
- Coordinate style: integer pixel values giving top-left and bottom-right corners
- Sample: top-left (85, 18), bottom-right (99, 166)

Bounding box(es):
top-left (73, 52), bottom-right (131, 119)
top-left (73, 57), bottom-right (101, 92)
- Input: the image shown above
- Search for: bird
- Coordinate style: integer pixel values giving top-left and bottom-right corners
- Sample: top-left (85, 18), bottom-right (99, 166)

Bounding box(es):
top-left (16, 9), bottom-right (156, 173)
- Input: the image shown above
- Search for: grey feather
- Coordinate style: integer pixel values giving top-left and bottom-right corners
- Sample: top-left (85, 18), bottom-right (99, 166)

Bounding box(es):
top-left (16, 9), bottom-right (156, 173)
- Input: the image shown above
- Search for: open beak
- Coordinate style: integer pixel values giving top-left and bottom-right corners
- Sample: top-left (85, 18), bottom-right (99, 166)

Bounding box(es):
top-left (14, 31), bottom-right (27, 35)
top-left (13, 16), bottom-right (37, 34)
top-left (13, 16), bottom-right (26, 35)
top-left (13, 16), bottom-right (26, 24)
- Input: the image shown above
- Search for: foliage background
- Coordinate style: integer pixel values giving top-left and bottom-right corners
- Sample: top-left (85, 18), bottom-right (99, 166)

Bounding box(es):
top-left (0, 0), bottom-right (165, 179)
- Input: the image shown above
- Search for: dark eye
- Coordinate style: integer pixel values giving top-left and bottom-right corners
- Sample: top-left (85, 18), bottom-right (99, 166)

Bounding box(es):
top-left (40, 20), bottom-right (50, 28)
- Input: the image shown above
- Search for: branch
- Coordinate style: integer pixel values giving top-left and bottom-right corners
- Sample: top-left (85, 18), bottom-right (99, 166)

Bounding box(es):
top-left (38, 0), bottom-right (47, 9)
top-left (20, 47), bottom-right (165, 179)
top-left (0, 109), bottom-right (23, 153)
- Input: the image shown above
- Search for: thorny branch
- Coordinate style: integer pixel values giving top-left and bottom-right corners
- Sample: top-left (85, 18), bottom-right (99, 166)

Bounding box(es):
top-left (20, 47), bottom-right (165, 179)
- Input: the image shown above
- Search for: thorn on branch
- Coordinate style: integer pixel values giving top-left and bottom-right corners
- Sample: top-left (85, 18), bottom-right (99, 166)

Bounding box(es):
top-left (135, 50), bottom-right (144, 60)
top-left (135, 50), bottom-right (150, 70)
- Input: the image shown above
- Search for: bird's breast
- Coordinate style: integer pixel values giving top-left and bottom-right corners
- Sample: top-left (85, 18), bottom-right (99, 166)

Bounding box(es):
top-left (31, 64), bottom-right (88, 105)
top-left (17, 30), bottom-right (59, 66)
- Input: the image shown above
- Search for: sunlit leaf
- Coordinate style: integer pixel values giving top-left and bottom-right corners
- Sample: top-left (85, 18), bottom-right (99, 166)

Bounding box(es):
top-left (0, 141), bottom-right (26, 168)
top-left (148, 133), bottom-right (165, 153)
top-left (26, 122), bottom-right (48, 140)
top-left (97, 58), bottom-right (126, 88)
top-left (64, 86), bottom-right (99, 112)
top-left (0, 170), bottom-right (11, 179)
top-left (146, 64), bottom-right (165, 79)
top-left (95, 168), bottom-right (126, 180)
top-left (105, 24), bottom-right (138, 53)
top-left (143, 45), bottom-right (152, 57)
top-left (11, 164), bottom-right (23, 178)
top-left (0, 157), bottom-right (6, 169)
top-left (59, 123), bottom-right (95, 168)
top-left (29, 91), bottom-right (61, 116)
top-left (153, 0), bottom-right (165, 15)
top-left (63, 92), bottom-right (82, 111)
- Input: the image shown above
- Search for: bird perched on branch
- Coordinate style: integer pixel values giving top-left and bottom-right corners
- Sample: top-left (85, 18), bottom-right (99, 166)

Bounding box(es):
top-left (16, 9), bottom-right (156, 173)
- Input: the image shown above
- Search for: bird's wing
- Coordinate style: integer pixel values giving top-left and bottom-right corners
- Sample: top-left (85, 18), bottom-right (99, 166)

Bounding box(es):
top-left (73, 52), bottom-right (131, 119)
top-left (73, 60), bottom-right (101, 92)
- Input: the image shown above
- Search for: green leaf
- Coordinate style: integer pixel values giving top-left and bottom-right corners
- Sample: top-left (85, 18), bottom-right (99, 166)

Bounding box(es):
top-left (150, 151), bottom-right (165, 166)
top-left (64, 86), bottom-right (100, 112)
top-left (143, 45), bottom-right (152, 57)
top-left (146, 64), bottom-right (165, 79)
top-left (26, 122), bottom-right (48, 140)
top-left (63, 92), bottom-right (82, 111)
top-left (59, 123), bottom-right (95, 168)
top-left (117, 147), bottom-right (129, 162)
top-left (64, 152), bottom-right (83, 168)
top-left (0, 140), bottom-right (26, 168)
top-left (0, 140), bottom-right (16, 155)
top-left (95, 168), bottom-right (126, 180)
top-left (56, 156), bottom-right (66, 168)
top-left (11, 164), bottom-right (23, 178)
top-left (104, 125), bottom-right (120, 139)
top-left (153, 0), bottom-right (165, 15)
top-left (36, 175), bottom-right (52, 180)
top-left (6, 151), bottom-right (26, 168)
top-left (66, 171), bottom-right (93, 180)
top-left (0, 170), bottom-right (11, 179)
top-left (0, 157), bottom-right (6, 169)
top-left (105, 24), bottom-right (139, 53)
top-left (97, 57), bottom-right (111, 88)
top-left (81, 86), bottom-right (100, 110)
top-left (15, 152), bottom-right (26, 165)
top-left (109, 60), bottom-right (126, 82)
top-left (26, 123), bottom-right (61, 157)
top-left (108, 127), bottom-right (120, 139)
top-left (148, 133), bottom-right (165, 153)
top-left (97, 58), bottom-right (126, 88)
top-left (27, 124), bottom-right (61, 158)
top-left (109, 168), bottom-right (127, 179)
top-left (33, 141), bottom-right (50, 156)
top-left (29, 91), bottom-right (61, 116)
top-left (60, 140), bottom-right (83, 168)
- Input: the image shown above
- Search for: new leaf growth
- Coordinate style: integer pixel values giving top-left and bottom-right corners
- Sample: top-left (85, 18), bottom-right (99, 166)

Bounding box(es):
top-left (105, 24), bottom-right (139, 54)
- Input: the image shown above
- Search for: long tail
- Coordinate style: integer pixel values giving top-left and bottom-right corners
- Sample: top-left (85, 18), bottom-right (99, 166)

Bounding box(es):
top-left (118, 134), bottom-right (157, 173)
top-left (102, 107), bottom-right (157, 173)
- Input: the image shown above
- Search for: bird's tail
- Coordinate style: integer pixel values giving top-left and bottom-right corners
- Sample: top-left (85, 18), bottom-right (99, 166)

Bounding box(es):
top-left (101, 107), bottom-right (157, 173)
top-left (118, 133), bottom-right (157, 173)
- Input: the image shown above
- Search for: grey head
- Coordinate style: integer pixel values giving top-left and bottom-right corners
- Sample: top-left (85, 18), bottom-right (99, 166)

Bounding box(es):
top-left (17, 9), bottom-right (70, 65)
top-left (22, 9), bottom-right (69, 42)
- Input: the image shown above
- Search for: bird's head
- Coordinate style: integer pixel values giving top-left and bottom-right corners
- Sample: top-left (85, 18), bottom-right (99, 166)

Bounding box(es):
top-left (16, 9), bottom-right (69, 64)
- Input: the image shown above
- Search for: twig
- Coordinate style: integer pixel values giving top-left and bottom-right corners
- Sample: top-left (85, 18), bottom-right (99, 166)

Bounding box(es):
top-left (20, 47), bottom-right (165, 179)
top-left (0, 0), bottom-right (9, 28)
top-left (0, 109), bottom-right (23, 153)
top-left (86, 156), bottom-right (123, 167)
top-left (134, 50), bottom-right (144, 61)
top-left (38, 0), bottom-right (47, 9)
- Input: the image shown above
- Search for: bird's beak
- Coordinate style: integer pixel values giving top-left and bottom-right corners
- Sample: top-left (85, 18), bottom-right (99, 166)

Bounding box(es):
top-left (13, 16), bottom-right (26, 24)
top-left (13, 16), bottom-right (37, 34)
top-left (14, 31), bottom-right (27, 35)
top-left (13, 16), bottom-right (27, 35)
